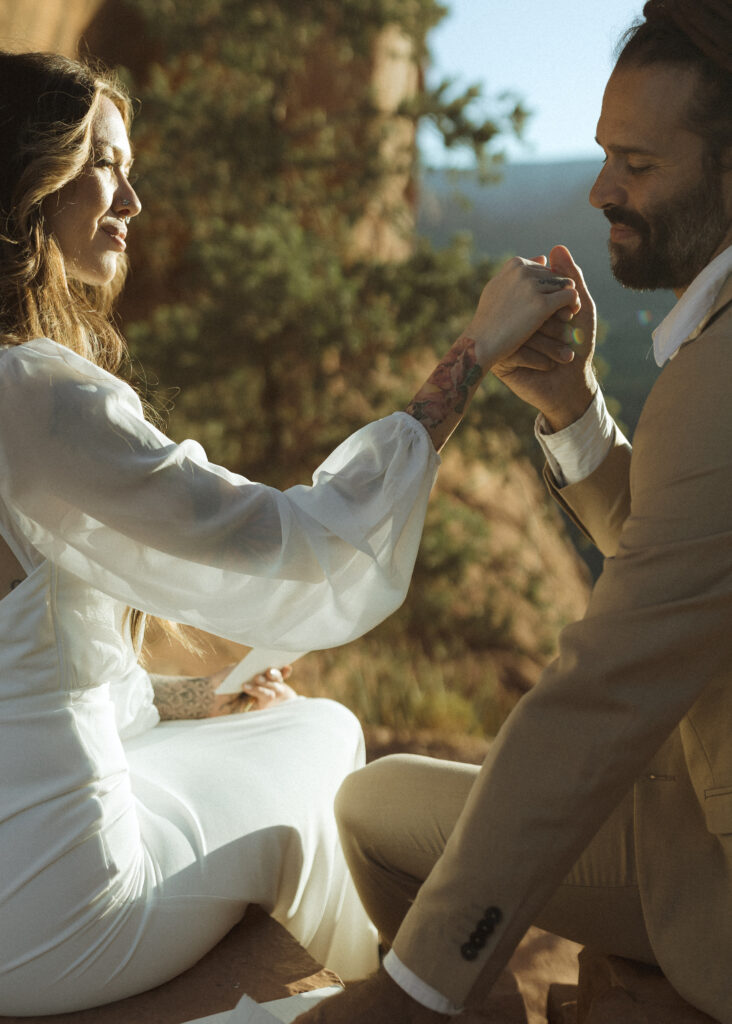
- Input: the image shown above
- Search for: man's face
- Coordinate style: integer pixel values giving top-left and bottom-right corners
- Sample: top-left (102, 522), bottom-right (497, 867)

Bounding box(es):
top-left (591, 64), bottom-right (732, 295)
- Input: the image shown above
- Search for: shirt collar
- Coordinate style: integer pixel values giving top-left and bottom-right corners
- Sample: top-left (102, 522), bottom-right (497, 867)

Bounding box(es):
top-left (652, 245), bottom-right (732, 367)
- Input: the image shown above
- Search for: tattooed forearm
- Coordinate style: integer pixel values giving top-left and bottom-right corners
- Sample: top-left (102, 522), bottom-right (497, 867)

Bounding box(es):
top-left (150, 674), bottom-right (215, 721)
top-left (406, 335), bottom-right (484, 451)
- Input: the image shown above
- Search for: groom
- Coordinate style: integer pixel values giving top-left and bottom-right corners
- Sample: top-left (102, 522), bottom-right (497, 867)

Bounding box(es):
top-left (296, 1), bottom-right (732, 1020)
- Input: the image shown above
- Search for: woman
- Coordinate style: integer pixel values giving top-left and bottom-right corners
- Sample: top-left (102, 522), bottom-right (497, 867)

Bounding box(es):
top-left (0, 51), bottom-right (579, 1015)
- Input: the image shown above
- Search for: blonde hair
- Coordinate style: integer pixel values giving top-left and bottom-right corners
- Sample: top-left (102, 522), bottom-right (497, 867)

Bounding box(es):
top-left (0, 51), bottom-right (133, 368)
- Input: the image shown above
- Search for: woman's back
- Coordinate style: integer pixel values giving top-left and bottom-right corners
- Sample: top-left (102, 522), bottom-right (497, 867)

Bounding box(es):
top-left (0, 333), bottom-right (429, 1013)
top-left (0, 542), bottom-right (377, 1013)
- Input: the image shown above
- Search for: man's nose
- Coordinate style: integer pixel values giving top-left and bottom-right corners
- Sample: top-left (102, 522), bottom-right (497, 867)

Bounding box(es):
top-left (589, 163), bottom-right (627, 210)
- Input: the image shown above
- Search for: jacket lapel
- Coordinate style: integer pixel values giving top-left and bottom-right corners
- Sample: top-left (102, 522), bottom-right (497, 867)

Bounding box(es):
top-left (684, 271), bottom-right (732, 345)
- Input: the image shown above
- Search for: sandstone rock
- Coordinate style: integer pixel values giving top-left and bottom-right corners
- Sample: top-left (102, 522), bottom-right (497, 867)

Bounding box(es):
top-left (459, 970), bottom-right (529, 1023)
top-left (508, 929), bottom-right (581, 1024)
top-left (461, 928), bottom-right (580, 1024)
top-left (576, 949), bottom-right (719, 1024)
top-left (0, 0), bottom-right (103, 56)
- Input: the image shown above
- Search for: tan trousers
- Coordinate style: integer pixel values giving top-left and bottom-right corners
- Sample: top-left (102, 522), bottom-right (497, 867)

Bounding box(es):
top-left (335, 753), bottom-right (657, 966)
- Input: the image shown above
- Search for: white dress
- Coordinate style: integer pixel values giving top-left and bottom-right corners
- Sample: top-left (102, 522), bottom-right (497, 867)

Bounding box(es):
top-left (0, 339), bottom-right (439, 1015)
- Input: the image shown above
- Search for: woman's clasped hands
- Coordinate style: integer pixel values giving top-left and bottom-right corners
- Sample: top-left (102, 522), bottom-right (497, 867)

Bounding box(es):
top-left (209, 664), bottom-right (297, 715)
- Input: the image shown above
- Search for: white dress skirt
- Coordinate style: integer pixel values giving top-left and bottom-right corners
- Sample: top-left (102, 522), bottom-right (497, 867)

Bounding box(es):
top-left (0, 339), bottom-right (439, 1015)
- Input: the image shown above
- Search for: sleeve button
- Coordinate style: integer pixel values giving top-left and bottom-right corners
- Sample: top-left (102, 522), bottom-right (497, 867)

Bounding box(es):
top-left (484, 906), bottom-right (503, 926)
top-left (461, 942), bottom-right (480, 961)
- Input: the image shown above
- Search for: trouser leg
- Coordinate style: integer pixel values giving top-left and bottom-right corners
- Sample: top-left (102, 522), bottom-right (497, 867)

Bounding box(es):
top-left (335, 754), bottom-right (477, 946)
top-left (335, 753), bottom-right (656, 964)
top-left (533, 791), bottom-right (656, 964)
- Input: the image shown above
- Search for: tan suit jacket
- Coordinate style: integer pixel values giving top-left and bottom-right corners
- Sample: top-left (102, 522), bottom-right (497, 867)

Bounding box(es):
top-left (393, 274), bottom-right (732, 1022)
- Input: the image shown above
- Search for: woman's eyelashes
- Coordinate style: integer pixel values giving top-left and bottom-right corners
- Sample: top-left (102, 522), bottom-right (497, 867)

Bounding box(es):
top-left (94, 157), bottom-right (138, 185)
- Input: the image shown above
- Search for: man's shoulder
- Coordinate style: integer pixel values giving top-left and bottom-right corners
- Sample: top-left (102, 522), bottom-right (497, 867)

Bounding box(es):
top-left (633, 292), bottom-right (731, 457)
top-left (679, 295), bottom-right (732, 377)
top-left (688, 272), bottom-right (732, 343)
top-left (661, 277), bottom-right (732, 385)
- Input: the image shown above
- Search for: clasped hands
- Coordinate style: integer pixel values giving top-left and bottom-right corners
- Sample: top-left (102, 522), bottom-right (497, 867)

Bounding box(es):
top-left (470, 244), bottom-right (598, 431)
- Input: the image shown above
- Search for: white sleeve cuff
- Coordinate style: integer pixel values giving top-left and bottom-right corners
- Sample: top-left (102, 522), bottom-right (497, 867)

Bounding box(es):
top-left (382, 950), bottom-right (463, 1016)
top-left (535, 388), bottom-right (625, 487)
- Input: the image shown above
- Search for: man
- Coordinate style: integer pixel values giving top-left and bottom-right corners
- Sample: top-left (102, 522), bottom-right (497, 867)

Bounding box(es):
top-left (296, 1), bottom-right (732, 1020)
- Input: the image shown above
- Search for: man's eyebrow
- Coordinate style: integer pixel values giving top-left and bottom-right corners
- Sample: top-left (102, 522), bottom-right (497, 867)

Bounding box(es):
top-left (594, 137), bottom-right (658, 157)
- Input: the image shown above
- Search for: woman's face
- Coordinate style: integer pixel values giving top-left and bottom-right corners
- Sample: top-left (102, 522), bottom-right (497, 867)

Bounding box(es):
top-left (45, 95), bottom-right (141, 286)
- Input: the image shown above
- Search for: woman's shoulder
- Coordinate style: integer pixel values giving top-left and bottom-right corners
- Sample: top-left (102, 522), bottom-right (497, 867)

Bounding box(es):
top-left (0, 338), bottom-right (145, 431)
top-left (2, 336), bottom-right (98, 371)
top-left (0, 337), bottom-right (128, 394)
top-left (1, 337), bottom-right (73, 372)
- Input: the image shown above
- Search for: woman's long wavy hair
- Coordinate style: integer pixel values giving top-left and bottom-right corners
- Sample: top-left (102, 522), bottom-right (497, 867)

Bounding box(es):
top-left (0, 51), bottom-right (132, 367)
top-left (0, 51), bottom-right (188, 657)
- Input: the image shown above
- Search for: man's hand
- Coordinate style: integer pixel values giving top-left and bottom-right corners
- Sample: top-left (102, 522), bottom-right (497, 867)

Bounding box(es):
top-left (292, 970), bottom-right (449, 1023)
top-left (465, 253), bottom-right (581, 372)
top-left (492, 245), bottom-right (598, 432)
top-left (405, 251), bottom-right (581, 452)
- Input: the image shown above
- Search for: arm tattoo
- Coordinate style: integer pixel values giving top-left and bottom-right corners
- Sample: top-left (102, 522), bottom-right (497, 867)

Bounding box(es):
top-left (150, 674), bottom-right (215, 721)
top-left (406, 335), bottom-right (483, 450)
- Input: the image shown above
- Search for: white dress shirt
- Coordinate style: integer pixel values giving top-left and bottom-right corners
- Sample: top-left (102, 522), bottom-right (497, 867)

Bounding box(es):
top-left (538, 243), bottom-right (732, 487)
top-left (383, 243), bottom-right (732, 1016)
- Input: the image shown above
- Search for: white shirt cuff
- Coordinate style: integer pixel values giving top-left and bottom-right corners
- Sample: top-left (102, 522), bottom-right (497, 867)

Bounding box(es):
top-left (383, 950), bottom-right (463, 1016)
top-left (535, 388), bottom-right (624, 487)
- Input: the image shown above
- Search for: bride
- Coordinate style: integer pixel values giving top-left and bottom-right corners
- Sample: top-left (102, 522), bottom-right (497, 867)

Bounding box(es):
top-left (0, 50), bottom-right (579, 1015)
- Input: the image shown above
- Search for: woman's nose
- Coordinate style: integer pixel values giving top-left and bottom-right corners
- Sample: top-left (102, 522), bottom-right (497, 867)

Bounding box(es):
top-left (115, 181), bottom-right (142, 219)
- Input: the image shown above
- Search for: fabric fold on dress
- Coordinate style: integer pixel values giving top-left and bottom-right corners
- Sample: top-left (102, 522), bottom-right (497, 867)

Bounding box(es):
top-left (0, 337), bottom-right (439, 1013)
top-left (0, 338), bottom-right (439, 653)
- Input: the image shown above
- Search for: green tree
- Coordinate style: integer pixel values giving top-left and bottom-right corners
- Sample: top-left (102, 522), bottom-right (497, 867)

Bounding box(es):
top-left (107, 0), bottom-right (586, 732)
top-left (115, 0), bottom-right (529, 476)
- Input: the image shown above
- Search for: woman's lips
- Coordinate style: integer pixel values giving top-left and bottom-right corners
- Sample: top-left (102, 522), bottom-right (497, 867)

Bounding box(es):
top-left (101, 226), bottom-right (127, 251)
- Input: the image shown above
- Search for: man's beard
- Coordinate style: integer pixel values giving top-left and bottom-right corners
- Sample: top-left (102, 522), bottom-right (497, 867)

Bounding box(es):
top-left (606, 170), bottom-right (728, 291)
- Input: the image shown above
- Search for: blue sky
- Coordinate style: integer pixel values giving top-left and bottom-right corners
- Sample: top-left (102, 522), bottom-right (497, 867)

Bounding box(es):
top-left (421, 0), bottom-right (647, 165)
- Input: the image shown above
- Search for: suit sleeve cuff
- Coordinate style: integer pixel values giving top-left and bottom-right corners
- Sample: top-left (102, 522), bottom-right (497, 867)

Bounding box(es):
top-left (382, 949), bottom-right (463, 1016)
top-left (535, 388), bottom-right (624, 487)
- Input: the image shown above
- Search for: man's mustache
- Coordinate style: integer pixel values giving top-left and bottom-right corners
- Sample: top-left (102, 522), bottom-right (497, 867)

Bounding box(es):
top-left (603, 207), bottom-right (649, 235)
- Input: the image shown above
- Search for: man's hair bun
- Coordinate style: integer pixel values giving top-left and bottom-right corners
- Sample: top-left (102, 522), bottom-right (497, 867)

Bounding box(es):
top-left (641, 0), bottom-right (732, 74)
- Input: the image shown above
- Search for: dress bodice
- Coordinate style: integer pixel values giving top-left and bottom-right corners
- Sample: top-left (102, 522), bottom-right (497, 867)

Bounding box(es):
top-left (0, 556), bottom-right (158, 735)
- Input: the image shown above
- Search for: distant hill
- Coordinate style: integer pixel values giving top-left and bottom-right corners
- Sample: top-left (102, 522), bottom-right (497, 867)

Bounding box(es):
top-left (417, 161), bottom-right (676, 434)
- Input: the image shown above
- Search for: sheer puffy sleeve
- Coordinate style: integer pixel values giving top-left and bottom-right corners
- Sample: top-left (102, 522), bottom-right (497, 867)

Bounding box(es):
top-left (0, 339), bottom-right (439, 652)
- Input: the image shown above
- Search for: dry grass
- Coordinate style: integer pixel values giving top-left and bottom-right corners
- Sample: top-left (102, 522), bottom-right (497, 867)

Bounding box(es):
top-left (144, 624), bottom-right (520, 759)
